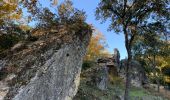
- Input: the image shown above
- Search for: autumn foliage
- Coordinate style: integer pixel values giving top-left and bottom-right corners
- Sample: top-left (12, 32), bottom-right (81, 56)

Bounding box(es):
top-left (84, 30), bottom-right (109, 61)
top-left (0, 0), bottom-right (22, 24)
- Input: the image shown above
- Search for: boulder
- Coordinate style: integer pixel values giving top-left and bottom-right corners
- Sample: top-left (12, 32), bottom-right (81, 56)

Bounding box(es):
top-left (0, 28), bottom-right (92, 100)
top-left (97, 48), bottom-right (120, 77)
top-left (119, 59), bottom-right (149, 87)
top-left (82, 66), bottom-right (109, 91)
top-left (95, 66), bottom-right (109, 90)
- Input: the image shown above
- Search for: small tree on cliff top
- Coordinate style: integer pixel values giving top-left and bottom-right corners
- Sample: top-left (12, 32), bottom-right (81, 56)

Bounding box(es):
top-left (95, 0), bottom-right (170, 99)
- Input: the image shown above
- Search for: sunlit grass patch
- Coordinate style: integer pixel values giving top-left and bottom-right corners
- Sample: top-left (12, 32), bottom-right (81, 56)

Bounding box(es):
top-left (130, 87), bottom-right (148, 97)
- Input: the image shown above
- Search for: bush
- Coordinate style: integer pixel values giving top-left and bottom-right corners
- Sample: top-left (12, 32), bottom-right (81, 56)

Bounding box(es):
top-left (149, 76), bottom-right (164, 85)
top-left (82, 60), bottom-right (96, 70)
top-left (109, 76), bottom-right (123, 86)
top-left (167, 83), bottom-right (170, 89)
top-left (162, 66), bottom-right (170, 76)
top-left (0, 34), bottom-right (21, 51)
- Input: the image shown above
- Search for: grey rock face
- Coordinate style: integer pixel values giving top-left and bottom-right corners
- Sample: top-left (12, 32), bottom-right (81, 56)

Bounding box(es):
top-left (0, 60), bottom-right (6, 70)
top-left (120, 59), bottom-right (148, 87)
top-left (81, 65), bottom-right (109, 91)
top-left (13, 45), bottom-right (84, 100)
top-left (1, 30), bottom-right (91, 100)
top-left (97, 48), bottom-right (121, 77)
top-left (112, 48), bottom-right (120, 67)
top-left (96, 66), bottom-right (109, 90)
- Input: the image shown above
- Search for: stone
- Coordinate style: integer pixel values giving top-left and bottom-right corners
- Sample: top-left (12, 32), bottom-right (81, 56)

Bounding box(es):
top-left (81, 65), bottom-right (109, 91)
top-left (0, 28), bottom-right (92, 100)
top-left (97, 48), bottom-right (120, 77)
top-left (113, 94), bottom-right (124, 100)
top-left (0, 60), bottom-right (6, 70)
top-left (112, 48), bottom-right (120, 67)
top-left (96, 66), bottom-right (109, 90)
top-left (10, 41), bottom-right (26, 52)
top-left (119, 59), bottom-right (149, 87)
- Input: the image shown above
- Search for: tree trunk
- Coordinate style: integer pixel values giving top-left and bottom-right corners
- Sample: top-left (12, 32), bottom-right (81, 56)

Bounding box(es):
top-left (157, 80), bottom-right (160, 92)
top-left (153, 55), bottom-right (160, 92)
top-left (124, 42), bottom-right (132, 100)
top-left (124, 50), bottom-right (132, 100)
top-left (124, 60), bottom-right (130, 100)
top-left (123, 26), bottom-right (132, 100)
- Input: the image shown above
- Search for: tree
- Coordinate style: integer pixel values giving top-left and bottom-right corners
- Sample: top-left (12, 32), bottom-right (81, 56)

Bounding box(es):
top-left (0, 21), bottom-right (26, 52)
top-left (132, 28), bottom-right (170, 91)
top-left (83, 30), bottom-right (109, 70)
top-left (84, 30), bottom-right (109, 61)
top-left (0, 0), bottom-right (59, 26)
top-left (162, 65), bottom-right (170, 87)
top-left (34, 0), bottom-right (87, 31)
top-left (21, 0), bottom-right (57, 14)
top-left (95, 0), bottom-right (170, 99)
top-left (132, 32), bottom-right (169, 92)
top-left (0, 0), bottom-right (22, 26)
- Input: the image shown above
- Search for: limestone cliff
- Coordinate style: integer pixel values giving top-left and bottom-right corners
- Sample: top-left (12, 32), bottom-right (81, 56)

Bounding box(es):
top-left (0, 27), bottom-right (92, 100)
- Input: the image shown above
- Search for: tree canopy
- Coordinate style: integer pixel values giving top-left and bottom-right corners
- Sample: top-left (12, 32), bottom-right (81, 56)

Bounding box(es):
top-left (84, 30), bottom-right (109, 61)
top-left (96, 0), bottom-right (170, 99)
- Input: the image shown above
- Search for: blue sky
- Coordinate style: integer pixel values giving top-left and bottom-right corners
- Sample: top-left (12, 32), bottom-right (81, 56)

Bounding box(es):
top-left (32, 0), bottom-right (127, 59)
top-left (71, 0), bottom-right (127, 59)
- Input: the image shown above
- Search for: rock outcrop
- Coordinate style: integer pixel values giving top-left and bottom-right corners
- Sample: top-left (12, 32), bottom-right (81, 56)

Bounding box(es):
top-left (0, 27), bottom-right (92, 100)
top-left (94, 66), bottom-right (109, 90)
top-left (112, 48), bottom-right (120, 68)
top-left (120, 59), bottom-right (148, 87)
top-left (80, 65), bottom-right (109, 91)
top-left (97, 48), bottom-right (120, 77)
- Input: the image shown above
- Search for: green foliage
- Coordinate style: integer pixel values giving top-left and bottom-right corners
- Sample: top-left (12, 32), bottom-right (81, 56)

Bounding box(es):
top-left (130, 87), bottom-right (148, 97)
top-left (74, 76), bottom-right (124, 100)
top-left (0, 67), bottom-right (8, 80)
top-left (35, 0), bottom-right (90, 35)
top-left (150, 75), bottom-right (164, 84)
top-left (132, 30), bottom-right (170, 87)
top-left (0, 22), bottom-right (26, 52)
top-left (109, 76), bottom-right (123, 86)
top-left (36, 8), bottom-right (56, 29)
top-left (82, 61), bottom-right (96, 70)
top-left (75, 73), bottom-right (167, 100)
top-left (96, 0), bottom-right (169, 34)
top-left (96, 0), bottom-right (170, 99)
top-left (0, 34), bottom-right (20, 51)
top-left (162, 66), bottom-right (170, 86)
top-left (162, 66), bottom-right (170, 76)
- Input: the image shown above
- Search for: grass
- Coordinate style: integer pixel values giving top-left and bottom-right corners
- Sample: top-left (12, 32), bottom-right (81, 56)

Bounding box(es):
top-left (74, 77), bottom-right (124, 100)
top-left (74, 77), bottom-right (168, 100)
top-left (75, 66), bottom-right (168, 100)
top-left (130, 87), bottom-right (148, 97)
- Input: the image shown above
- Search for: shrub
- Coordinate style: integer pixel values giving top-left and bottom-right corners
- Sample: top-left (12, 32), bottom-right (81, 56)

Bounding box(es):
top-left (109, 76), bottom-right (123, 86)
top-left (0, 34), bottom-right (21, 51)
top-left (82, 60), bottom-right (96, 70)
